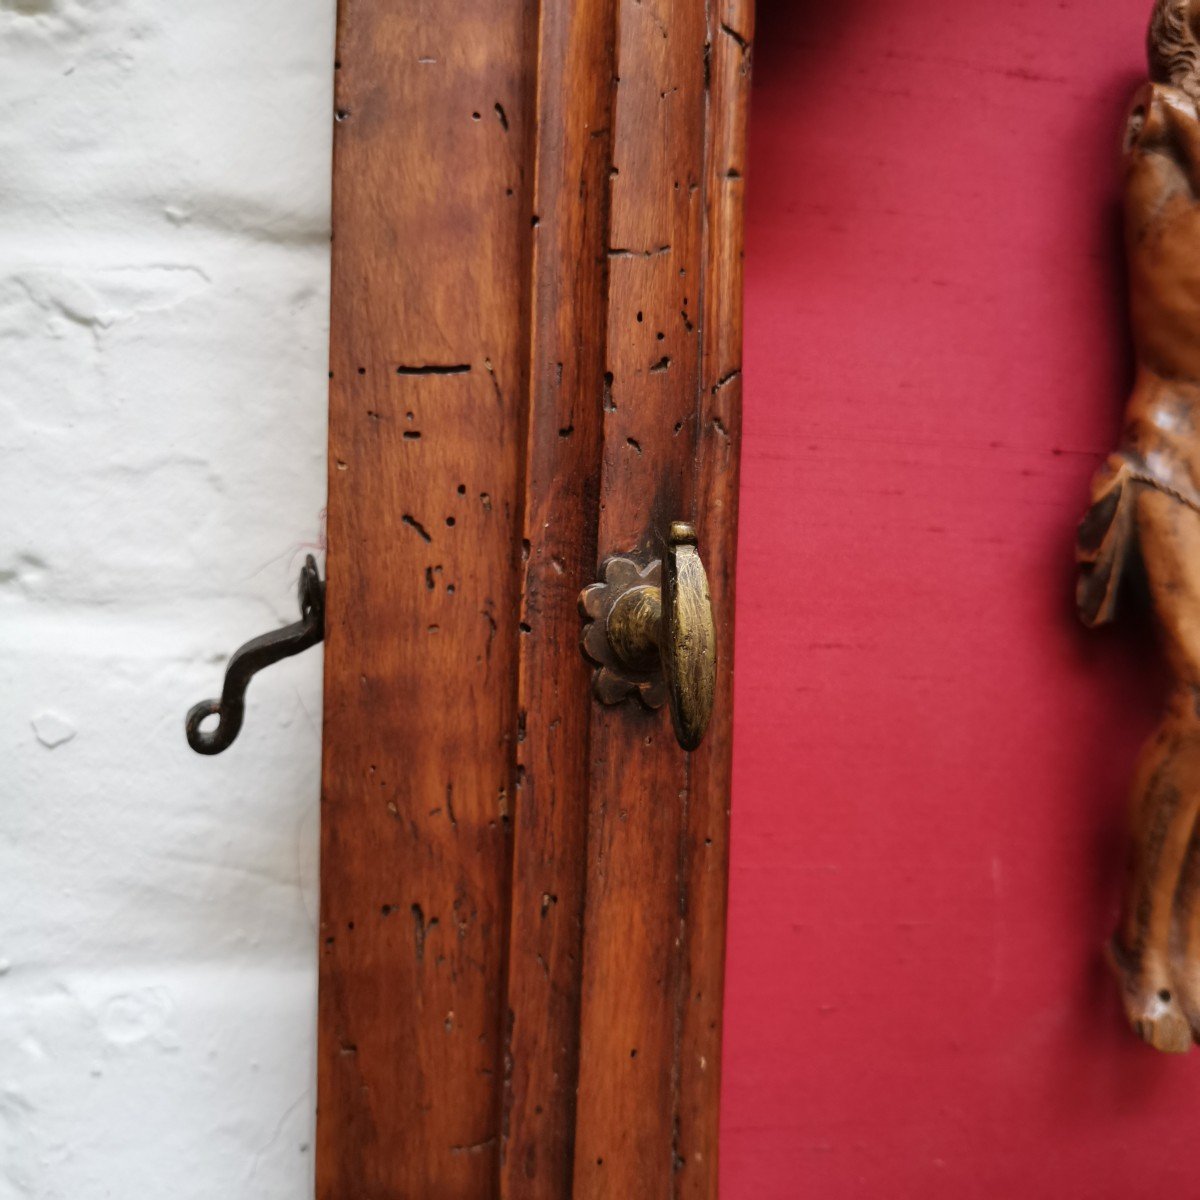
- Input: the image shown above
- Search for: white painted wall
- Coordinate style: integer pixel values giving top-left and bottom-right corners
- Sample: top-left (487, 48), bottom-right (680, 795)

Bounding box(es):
top-left (0, 2), bottom-right (334, 1195)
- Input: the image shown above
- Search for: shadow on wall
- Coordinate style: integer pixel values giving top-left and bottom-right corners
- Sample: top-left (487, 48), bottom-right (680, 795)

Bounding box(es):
top-left (752, 0), bottom-right (859, 85)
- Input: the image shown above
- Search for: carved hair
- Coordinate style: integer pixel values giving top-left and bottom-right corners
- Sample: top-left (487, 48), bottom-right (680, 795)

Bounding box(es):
top-left (1150, 0), bottom-right (1200, 99)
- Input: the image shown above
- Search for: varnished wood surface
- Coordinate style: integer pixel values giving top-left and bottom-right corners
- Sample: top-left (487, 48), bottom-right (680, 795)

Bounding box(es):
top-left (317, 4), bottom-right (533, 1194)
top-left (318, 1), bottom-right (750, 1193)
top-left (502, 2), bottom-right (616, 1195)
top-left (678, 4), bottom-right (753, 1192)
top-left (570, 0), bottom-right (708, 1191)
top-left (1078, 0), bottom-right (1200, 1054)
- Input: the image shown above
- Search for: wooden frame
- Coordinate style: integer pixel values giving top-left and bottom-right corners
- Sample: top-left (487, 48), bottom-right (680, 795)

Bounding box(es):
top-left (317, 2), bottom-right (752, 1193)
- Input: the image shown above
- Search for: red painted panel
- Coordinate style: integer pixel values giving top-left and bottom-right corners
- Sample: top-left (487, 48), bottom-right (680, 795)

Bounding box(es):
top-left (725, 2), bottom-right (1195, 1196)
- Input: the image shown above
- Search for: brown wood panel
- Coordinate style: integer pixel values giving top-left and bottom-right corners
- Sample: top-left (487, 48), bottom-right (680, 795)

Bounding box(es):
top-left (317, 1), bottom-right (750, 1194)
top-left (675, 4), bottom-right (754, 1195)
top-left (501, 2), bottom-right (618, 1197)
top-left (317, 2), bottom-right (534, 1195)
top-left (571, 1), bottom-right (712, 1195)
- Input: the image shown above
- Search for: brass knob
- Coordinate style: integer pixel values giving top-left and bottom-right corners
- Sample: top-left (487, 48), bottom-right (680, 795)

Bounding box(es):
top-left (580, 522), bottom-right (716, 751)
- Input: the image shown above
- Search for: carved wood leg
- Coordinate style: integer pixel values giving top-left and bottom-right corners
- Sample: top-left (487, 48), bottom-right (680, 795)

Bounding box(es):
top-left (1113, 714), bottom-right (1200, 1052)
top-left (1169, 822), bottom-right (1200, 1037)
top-left (1112, 489), bottom-right (1200, 1052)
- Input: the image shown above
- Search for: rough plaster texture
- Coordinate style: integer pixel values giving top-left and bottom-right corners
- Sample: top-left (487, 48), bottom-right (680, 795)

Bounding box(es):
top-left (0, 2), bottom-right (334, 1195)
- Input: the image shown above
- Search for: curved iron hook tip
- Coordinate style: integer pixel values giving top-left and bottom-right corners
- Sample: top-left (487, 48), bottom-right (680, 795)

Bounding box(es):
top-left (185, 555), bottom-right (325, 755)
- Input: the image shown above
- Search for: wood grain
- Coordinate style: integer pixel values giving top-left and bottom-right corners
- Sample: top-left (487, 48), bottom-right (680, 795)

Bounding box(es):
top-left (317, 1), bottom-right (749, 1193)
top-left (317, 3), bottom-right (534, 1194)
top-left (676, 4), bottom-right (754, 1193)
top-left (502, 1), bottom-right (617, 1195)
top-left (570, 1), bottom-right (714, 1195)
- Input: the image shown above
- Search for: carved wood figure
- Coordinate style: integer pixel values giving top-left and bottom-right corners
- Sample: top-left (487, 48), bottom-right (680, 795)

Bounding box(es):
top-left (1078, 0), bottom-right (1200, 1052)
